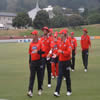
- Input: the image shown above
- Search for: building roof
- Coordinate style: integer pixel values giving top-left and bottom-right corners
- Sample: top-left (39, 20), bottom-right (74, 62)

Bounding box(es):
top-left (43, 5), bottom-right (53, 12)
top-left (0, 12), bottom-right (16, 17)
top-left (28, 0), bottom-right (41, 21)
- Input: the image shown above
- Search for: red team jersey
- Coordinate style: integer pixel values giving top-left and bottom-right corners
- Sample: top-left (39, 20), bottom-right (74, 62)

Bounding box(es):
top-left (29, 40), bottom-right (41, 61)
top-left (57, 39), bottom-right (71, 61)
top-left (67, 36), bottom-right (71, 43)
top-left (70, 37), bottom-right (77, 50)
top-left (48, 35), bottom-right (53, 41)
top-left (50, 39), bottom-right (60, 55)
top-left (81, 35), bottom-right (91, 50)
top-left (39, 36), bottom-right (51, 58)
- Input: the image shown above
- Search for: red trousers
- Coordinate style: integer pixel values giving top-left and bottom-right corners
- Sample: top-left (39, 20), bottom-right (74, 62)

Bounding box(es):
top-left (51, 62), bottom-right (58, 77)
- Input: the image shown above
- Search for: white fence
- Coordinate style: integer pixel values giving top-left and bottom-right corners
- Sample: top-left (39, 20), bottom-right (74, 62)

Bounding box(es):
top-left (0, 37), bottom-right (95, 43)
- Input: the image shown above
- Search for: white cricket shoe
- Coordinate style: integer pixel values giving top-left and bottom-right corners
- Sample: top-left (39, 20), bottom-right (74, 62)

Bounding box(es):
top-left (64, 77), bottom-right (66, 81)
top-left (52, 76), bottom-right (55, 79)
top-left (84, 69), bottom-right (87, 72)
top-left (72, 69), bottom-right (75, 72)
top-left (48, 84), bottom-right (51, 88)
top-left (66, 91), bottom-right (72, 96)
top-left (38, 90), bottom-right (42, 96)
top-left (54, 92), bottom-right (60, 97)
top-left (27, 90), bottom-right (33, 97)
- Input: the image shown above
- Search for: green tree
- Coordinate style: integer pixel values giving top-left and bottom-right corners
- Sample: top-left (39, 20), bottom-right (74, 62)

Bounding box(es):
top-left (33, 10), bottom-right (50, 29)
top-left (53, 6), bottom-right (63, 15)
top-left (88, 13), bottom-right (100, 24)
top-left (12, 12), bottom-right (32, 28)
top-left (68, 14), bottom-right (84, 28)
top-left (50, 15), bottom-right (68, 28)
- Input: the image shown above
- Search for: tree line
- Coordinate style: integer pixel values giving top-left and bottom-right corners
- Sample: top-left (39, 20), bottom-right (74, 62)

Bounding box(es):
top-left (0, 0), bottom-right (100, 12)
top-left (12, 6), bottom-right (100, 29)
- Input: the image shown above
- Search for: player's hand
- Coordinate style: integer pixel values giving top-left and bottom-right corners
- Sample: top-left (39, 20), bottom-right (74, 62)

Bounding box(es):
top-left (52, 54), bottom-right (57, 58)
top-left (47, 53), bottom-right (50, 58)
top-left (58, 49), bottom-right (63, 53)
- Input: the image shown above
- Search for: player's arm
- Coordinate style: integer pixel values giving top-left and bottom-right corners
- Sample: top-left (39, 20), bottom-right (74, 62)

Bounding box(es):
top-left (88, 36), bottom-right (91, 48)
top-left (75, 39), bottom-right (77, 54)
top-left (38, 41), bottom-right (45, 55)
top-left (58, 46), bottom-right (71, 57)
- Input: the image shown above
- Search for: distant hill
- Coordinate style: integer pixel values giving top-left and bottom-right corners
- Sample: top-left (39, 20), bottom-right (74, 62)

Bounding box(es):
top-left (0, 0), bottom-right (100, 12)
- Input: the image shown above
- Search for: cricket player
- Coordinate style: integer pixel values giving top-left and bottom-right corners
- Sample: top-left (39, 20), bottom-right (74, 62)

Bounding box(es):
top-left (54, 30), bottom-right (72, 97)
top-left (80, 28), bottom-right (91, 72)
top-left (39, 26), bottom-right (52, 88)
top-left (48, 32), bottom-right (60, 79)
top-left (70, 32), bottom-right (77, 71)
top-left (27, 30), bottom-right (42, 97)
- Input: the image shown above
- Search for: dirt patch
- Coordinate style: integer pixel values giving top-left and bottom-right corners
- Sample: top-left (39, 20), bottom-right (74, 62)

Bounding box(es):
top-left (0, 29), bottom-right (29, 36)
top-left (0, 36), bottom-right (33, 40)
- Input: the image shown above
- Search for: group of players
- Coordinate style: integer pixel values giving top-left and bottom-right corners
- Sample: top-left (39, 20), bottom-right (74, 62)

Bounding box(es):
top-left (27, 27), bottom-right (91, 97)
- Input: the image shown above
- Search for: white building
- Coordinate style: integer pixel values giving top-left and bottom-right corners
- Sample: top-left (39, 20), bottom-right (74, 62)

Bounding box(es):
top-left (28, 0), bottom-right (41, 21)
top-left (43, 5), bottom-right (54, 19)
top-left (28, 1), bottom-right (54, 21)
top-left (78, 7), bottom-right (85, 13)
top-left (0, 12), bottom-right (16, 29)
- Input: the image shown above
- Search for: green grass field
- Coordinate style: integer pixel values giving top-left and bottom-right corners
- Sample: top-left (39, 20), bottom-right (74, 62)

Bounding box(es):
top-left (0, 40), bottom-right (100, 100)
top-left (0, 24), bottom-right (100, 37)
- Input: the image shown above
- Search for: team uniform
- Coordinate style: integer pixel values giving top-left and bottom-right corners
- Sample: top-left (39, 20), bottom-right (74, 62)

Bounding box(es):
top-left (70, 37), bottom-right (77, 70)
top-left (28, 39), bottom-right (42, 96)
top-left (40, 36), bottom-right (51, 87)
top-left (50, 38), bottom-right (60, 78)
top-left (81, 34), bottom-right (91, 71)
top-left (67, 36), bottom-right (71, 44)
top-left (54, 39), bottom-right (72, 96)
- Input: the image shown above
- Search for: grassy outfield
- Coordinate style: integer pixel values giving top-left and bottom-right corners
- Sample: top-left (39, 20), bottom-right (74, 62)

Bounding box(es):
top-left (0, 40), bottom-right (100, 100)
top-left (0, 24), bottom-right (100, 37)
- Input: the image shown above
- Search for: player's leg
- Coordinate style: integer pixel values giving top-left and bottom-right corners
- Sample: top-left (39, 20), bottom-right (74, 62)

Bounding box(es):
top-left (72, 50), bottom-right (75, 71)
top-left (64, 61), bottom-right (72, 96)
top-left (37, 62), bottom-right (42, 95)
top-left (41, 58), bottom-right (46, 86)
top-left (47, 59), bottom-right (51, 87)
top-left (51, 62), bottom-right (56, 78)
top-left (28, 62), bottom-right (36, 97)
top-left (56, 63), bottom-right (59, 77)
top-left (84, 49), bottom-right (89, 71)
top-left (54, 61), bottom-right (63, 96)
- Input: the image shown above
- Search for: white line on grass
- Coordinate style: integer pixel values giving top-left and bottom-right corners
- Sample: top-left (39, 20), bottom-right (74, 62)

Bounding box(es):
top-left (0, 99), bottom-right (8, 100)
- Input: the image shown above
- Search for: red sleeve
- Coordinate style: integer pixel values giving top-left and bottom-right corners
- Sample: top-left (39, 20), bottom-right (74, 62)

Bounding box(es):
top-left (88, 36), bottom-right (91, 47)
top-left (63, 41), bottom-right (71, 57)
top-left (63, 47), bottom-right (71, 57)
top-left (80, 36), bottom-right (82, 48)
top-left (75, 38), bottom-right (77, 48)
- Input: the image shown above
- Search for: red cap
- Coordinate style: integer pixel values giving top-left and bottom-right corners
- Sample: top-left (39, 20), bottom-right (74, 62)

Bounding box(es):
top-left (71, 32), bottom-right (74, 35)
top-left (54, 31), bottom-right (58, 37)
top-left (59, 30), bottom-right (63, 34)
top-left (49, 28), bottom-right (53, 33)
top-left (31, 30), bottom-right (38, 35)
top-left (83, 28), bottom-right (88, 33)
top-left (42, 26), bottom-right (49, 32)
top-left (59, 29), bottom-right (68, 34)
